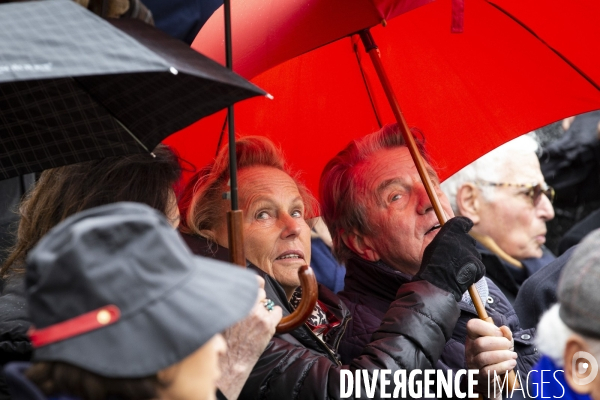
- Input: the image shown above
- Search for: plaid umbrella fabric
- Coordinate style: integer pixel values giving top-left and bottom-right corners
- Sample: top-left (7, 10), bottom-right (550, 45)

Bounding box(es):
top-left (0, 0), bottom-right (266, 180)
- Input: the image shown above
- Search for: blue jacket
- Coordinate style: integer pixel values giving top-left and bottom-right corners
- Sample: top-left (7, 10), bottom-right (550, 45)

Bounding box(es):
top-left (310, 237), bottom-right (345, 293)
top-left (527, 356), bottom-right (591, 400)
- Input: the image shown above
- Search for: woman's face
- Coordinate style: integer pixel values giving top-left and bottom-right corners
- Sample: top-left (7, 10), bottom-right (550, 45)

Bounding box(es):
top-left (158, 333), bottom-right (227, 400)
top-left (214, 166), bottom-right (312, 298)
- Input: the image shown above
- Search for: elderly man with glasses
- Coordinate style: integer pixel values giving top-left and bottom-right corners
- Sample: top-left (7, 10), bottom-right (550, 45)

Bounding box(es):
top-left (441, 134), bottom-right (556, 304)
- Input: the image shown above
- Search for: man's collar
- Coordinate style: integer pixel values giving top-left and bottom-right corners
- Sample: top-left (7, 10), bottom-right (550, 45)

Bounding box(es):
top-left (476, 240), bottom-right (554, 279)
top-left (344, 255), bottom-right (413, 301)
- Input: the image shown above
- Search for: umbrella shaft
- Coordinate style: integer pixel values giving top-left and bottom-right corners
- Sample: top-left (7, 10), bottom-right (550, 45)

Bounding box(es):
top-left (224, 0), bottom-right (233, 70)
top-left (358, 28), bottom-right (519, 392)
top-left (358, 30), bottom-right (446, 225)
top-left (227, 106), bottom-right (239, 210)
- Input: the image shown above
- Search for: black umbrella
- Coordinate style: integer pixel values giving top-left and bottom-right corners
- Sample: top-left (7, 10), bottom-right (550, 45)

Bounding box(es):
top-left (0, 0), bottom-right (266, 180)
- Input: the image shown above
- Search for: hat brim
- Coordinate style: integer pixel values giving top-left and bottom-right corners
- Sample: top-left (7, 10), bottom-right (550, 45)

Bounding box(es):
top-left (33, 255), bottom-right (258, 378)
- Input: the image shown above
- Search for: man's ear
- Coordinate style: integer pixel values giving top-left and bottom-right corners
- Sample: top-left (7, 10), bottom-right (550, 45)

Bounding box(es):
top-left (341, 229), bottom-right (380, 262)
top-left (456, 183), bottom-right (481, 224)
top-left (564, 334), bottom-right (596, 394)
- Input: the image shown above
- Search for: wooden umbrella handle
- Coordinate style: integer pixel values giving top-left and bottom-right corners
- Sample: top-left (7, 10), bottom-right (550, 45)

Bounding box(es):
top-left (276, 265), bottom-right (318, 333)
top-left (227, 210), bottom-right (246, 266)
top-left (359, 29), bottom-right (519, 391)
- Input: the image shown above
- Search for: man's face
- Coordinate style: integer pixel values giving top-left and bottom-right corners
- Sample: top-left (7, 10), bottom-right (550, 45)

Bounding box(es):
top-left (355, 146), bottom-right (454, 275)
top-left (474, 153), bottom-right (554, 260)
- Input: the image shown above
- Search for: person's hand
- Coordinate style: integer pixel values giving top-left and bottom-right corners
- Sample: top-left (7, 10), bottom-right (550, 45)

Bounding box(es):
top-left (465, 319), bottom-right (517, 396)
top-left (217, 276), bottom-right (282, 400)
top-left (414, 216), bottom-right (485, 301)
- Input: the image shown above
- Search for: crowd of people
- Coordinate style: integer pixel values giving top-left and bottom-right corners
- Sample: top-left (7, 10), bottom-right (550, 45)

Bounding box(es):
top-left (1, 1), bottom-right (600, 399)
top-left (1, 118), bottom-right (597, 400)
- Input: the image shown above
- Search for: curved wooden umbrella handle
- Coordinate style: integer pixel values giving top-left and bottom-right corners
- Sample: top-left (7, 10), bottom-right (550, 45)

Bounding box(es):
top-left (276, 265), bottom-right (318, 333)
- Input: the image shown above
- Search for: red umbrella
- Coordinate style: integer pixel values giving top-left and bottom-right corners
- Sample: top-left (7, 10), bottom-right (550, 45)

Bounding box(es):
top-left (167, 0), bottom-right (600, 194)
top-left (165, 0), bottom-right (600, 366)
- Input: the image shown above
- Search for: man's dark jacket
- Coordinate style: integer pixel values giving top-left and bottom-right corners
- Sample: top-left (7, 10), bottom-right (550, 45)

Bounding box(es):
top-left (182, 233), bottom-right (462, 399)
top-left (514, 246), bottom-right (577, 330)
top-left (558, 209), bottom-right (600, 255)
top-left (478, 243), bottom-right (555, 304)
top-left (338, 255), bottom-right (539, 378)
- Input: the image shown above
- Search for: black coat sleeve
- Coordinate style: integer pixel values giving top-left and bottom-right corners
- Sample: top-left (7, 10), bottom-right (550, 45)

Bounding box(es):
top-left (0, 276), bottom-right (32, 365)
top-left (239, 280), bottom-right (460, 400)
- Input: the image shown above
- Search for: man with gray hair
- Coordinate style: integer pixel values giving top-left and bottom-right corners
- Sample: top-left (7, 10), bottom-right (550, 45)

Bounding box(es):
top-left (320, 124), bottom-right (537, 395)
top-left (441, 134), bottom-right (556, 303)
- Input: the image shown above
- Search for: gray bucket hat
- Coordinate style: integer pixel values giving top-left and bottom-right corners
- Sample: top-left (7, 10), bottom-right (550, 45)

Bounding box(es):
top-left (558, 228), bottom-right (600, 338)
top-left (26, 202), bottom-right (258, 378)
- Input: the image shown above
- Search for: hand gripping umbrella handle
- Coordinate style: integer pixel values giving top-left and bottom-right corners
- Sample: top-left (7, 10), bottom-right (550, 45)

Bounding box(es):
top-left (359, 28), bottom-right (519, 391)
top-left (276, 265), bottom-right (319, 333)
top-left (227, 211), bottom-right (319, 333)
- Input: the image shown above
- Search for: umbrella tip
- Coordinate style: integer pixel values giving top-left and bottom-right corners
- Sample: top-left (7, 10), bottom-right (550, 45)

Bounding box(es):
top-left (169, 67), bottom-right (179, 75)
top-left (265, 93), bottom-right (274, 100)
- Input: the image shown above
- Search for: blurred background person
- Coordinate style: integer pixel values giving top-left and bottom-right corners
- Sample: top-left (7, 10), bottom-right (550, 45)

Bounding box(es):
top-left (0, 145), bottom-right (279, 400)
top-left (309, 217), bottom-right (345, 293)
top-left (0, 145), bottom-right (181, 399)
top-left (539, 111), bottom-right (600, 255)
top-left (512, 112), bottom-right (600, 330)
top-left (441, 134), bottom-right (556, 304)
top-left (531, 228), bottom-right (600, 400)
top-left (3, 202), bottom-right (260, 400)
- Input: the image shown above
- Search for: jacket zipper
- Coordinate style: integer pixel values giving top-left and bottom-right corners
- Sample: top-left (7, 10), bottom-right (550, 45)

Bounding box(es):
top-left (332, 315), bottom-right (351, 357)
top-left (305, 323), bottom-right (342, 366)
top-left (304, 313), bottom-right (351, 367)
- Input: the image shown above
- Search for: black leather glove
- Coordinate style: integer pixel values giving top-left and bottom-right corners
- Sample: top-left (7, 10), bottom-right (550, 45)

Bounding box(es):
top-left (414, 216), bottom-right (485, 302)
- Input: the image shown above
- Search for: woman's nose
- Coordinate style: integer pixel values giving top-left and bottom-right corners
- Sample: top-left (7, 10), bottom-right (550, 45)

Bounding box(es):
top-left (280, 213), bottom-right (302, 239)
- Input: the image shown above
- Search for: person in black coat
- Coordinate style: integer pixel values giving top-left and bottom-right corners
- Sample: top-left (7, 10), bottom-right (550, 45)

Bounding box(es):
top-left (0, 145), bottom-right (280, 400)
top-left (320, 124), bottom-right (536, 396)
top-left (179, 136), bottom-right (486, 399)
top-left (513, 245), bottom-right (578, 330)
top-left (0, 146), bottom-right (183, 400)
top-left (557, 209), bottom-right (600, 255)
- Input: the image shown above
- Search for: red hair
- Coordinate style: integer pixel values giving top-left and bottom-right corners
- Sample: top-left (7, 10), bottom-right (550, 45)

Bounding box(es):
top-left (180, 136), bottom-right (318, 237)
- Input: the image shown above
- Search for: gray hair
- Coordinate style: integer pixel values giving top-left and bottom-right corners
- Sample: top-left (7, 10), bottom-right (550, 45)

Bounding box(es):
top-left (319, 124), bottom-right (428, 264)
top-left (536, 304), bottom-right (600, 367)
top-left (441, 134), bottom-right (539, 215)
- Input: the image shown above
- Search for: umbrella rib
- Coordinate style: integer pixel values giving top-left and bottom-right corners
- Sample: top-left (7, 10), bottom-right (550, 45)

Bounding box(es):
top-left (216, 115), bottom-right (228, 157)
top-left (352, 36), bottom-right (383, 129)
top-left (486, 0), bottom-right (600, 92)
top-left (113, 117), bottom-right (154, 156)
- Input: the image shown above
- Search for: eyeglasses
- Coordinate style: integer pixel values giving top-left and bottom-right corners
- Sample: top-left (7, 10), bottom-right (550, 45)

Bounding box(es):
top-left (476, 180), bottom-right (555, 206)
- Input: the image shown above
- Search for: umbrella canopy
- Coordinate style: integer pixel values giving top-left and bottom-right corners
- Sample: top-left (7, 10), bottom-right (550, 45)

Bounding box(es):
top-left (194, 0), bottom-right (435, 79)
top-left (0, 0), bottom-right (266, 180)
top-left (166, 0), bottom-right (600, 196)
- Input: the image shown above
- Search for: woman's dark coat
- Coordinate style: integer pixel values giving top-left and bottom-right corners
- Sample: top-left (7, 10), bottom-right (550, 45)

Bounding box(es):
top-left (0, 276), bottom-right (32, 400)
top-left (182, 233), bottom-right (462, 400)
